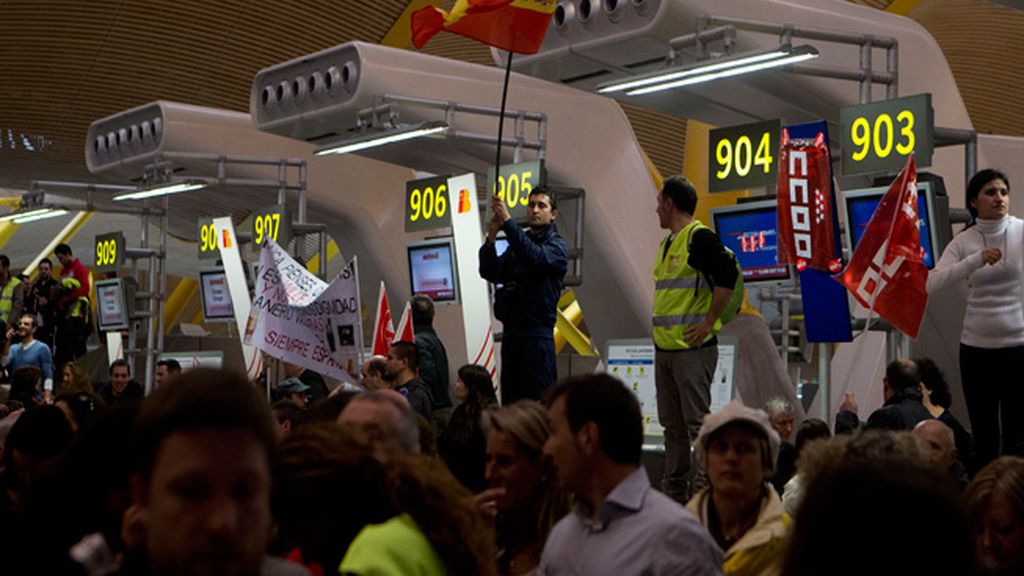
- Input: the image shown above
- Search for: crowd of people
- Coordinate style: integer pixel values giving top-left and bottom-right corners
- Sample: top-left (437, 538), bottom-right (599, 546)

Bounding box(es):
top-left (0, 170), bottom-right (1022, 575)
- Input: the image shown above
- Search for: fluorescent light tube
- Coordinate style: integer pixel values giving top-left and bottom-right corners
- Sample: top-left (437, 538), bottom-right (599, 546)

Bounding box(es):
top-left (627, 50), bottom-right (819, 95)
top-left (12, 209), bottom-right (68, 224)
top-left (114, 180), bottom-right (208, 201)
top-left (315, 122), bottom-right (449, 156)
top-left (0, 207), bottom-right (52, 222)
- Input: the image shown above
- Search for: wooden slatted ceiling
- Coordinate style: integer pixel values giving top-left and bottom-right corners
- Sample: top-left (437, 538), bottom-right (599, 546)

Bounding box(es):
top-left (0, 0), bottom-right (1021, 191)
top-left (910, 0), bottom-right (1024, 136)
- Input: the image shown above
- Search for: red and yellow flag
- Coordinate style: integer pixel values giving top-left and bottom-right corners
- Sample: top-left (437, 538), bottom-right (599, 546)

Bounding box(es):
top-left (411, 0), bottom-right (557, 54)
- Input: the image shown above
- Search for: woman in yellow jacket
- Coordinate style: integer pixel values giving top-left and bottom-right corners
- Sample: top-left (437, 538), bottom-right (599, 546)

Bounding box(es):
top-left (687, 401), bottom-right (790, 576)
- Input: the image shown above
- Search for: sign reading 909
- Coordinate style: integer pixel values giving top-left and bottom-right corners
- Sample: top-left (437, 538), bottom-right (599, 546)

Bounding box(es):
top-left (841, 93), bottom-right (933, 175)
top-left (94, 232), bottom-right (125, 273)
top-left (708, 120), bottom-right (780, 193)
top-left (405, 175), bottom-right (452, 232)
top-left (487, 160), bottom-right (544, 220)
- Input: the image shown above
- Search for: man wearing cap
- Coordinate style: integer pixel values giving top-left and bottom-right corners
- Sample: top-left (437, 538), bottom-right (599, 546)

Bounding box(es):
top-left (687, 400), bottom-right (789, 575)
top-left (539, 373), bottom-right (722, 576)
top-left (653, 176), bottom-right (738, 503)
top-left (274, 377), bottom-right (311, 409)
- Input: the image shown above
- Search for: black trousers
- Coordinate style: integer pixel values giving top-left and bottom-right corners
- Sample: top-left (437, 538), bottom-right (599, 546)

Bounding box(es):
top-left (500, 336), bottom-right (556, 405)
top-left (960, 343), bottom-right (1024, 472)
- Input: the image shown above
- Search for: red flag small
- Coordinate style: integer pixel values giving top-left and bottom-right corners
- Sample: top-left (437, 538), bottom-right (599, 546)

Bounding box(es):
top-left (411, 0), bottom-right (557, 55)
top-left (834, 156), bottom-right (928, 337)
top-left (393, 302), bottom-right (415, 344)
top-left (371, 281), bottom-right (395, 356)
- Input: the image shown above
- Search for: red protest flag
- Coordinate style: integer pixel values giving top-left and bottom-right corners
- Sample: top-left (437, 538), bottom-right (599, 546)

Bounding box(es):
top-left (834, 156), bottom-right (928, 338)
top-left (393, 301), bottom-right (415, 344)
top-left (777, 129), bottom-right (842, 273)
top-left (411, 0), bottom-right (557, 55)
top-left (371, 281), bottom-right (395, 356)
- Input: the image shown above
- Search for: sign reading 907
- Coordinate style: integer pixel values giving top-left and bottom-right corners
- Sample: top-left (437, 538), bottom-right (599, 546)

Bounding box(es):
top-left (841, 93), bottom-right (933, 175)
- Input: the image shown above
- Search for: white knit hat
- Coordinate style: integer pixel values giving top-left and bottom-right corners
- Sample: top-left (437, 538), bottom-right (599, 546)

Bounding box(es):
top-left (693, 400), bottom-right (781, 471)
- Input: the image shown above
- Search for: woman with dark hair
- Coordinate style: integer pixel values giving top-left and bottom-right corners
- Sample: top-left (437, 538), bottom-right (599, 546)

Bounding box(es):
top-left (915, 357), bottom-right (975, 472)
top-left (272, 422), bottom-right (498, 576)
top-left (927, 169), bottom-right (1023, 470)
top-left (53, 391), bottom-right (106, 434)
top-left (478, 401), bottom-right (568, 576)
top-left (438, 364), bottom-right (497, 492)
top-left (966, 456), bottom-right (1024, 575)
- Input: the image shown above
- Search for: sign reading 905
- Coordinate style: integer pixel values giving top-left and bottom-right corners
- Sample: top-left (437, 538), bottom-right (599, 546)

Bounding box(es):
top-left (708, 120), bottom-right (780, 193)
top-left (94, 232), bottom-right (125, 273)
top-left (841, 93), bottom-right (933, 175)
top-left (487, 160), bottom-right (544, 220)
top-left (405, 175), bottom-right (451, 233)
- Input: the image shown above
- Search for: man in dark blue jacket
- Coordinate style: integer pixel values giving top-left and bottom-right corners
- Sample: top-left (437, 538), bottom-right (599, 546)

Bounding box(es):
top-left (479, 187), bottom-right (568, 404)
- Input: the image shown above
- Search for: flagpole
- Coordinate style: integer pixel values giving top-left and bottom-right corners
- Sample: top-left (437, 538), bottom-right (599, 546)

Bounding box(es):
top-left (493, 51), bottom-right (514, 197)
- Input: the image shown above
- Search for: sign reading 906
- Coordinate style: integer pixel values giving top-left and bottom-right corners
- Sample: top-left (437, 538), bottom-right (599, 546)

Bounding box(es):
top-left (405, 175), bottom-right (452, 233)
top-left (708, 120), bottom-right (780, 193)
top-left (197, 218), bottom-right (220, 260)
top-left (841, 93), bottom-right (933, 175)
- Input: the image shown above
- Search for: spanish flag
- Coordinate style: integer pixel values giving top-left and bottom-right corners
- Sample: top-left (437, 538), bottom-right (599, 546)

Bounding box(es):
top-left (411, 0), bottom-right (556, 55)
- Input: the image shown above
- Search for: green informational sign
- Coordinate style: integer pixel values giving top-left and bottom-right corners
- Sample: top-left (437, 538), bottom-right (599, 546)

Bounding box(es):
top-left (197, 218), bottom-right (219, 260)
top-left (405, 175), bottom-right (452, 233)
top-left (841, 93), bottom-right (933, 175)
top-left (487, 160), bottom-right (545, 220)
top-left (708, 120), bottom-right (781, 193)
top-left (251, 204), bottom-right (292, 248)
top-left (94, 232), bottom-right (125, 273)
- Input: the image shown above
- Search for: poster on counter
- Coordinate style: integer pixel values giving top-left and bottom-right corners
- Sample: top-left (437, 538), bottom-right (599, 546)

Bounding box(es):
top-left (606, 337), bottom-right (737, 438)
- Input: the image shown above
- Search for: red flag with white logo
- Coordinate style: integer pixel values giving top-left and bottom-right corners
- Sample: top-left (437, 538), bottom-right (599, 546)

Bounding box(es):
top-left (777, 129), bottom-right (842, 273)
top-left (371, 281), bottom-right (395, 356)
top-left (835, 156), bottom-right (928, 338)
top-left (393, 301), bottom-right (415, 344)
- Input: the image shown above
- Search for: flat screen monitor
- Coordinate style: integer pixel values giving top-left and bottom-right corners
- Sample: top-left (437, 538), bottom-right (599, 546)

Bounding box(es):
top-left (844, 181), bottom-right (938, 269)
top-left (407, 239), bottom-right (459, 304)
top-left (199, 269), bottom-right (235, 321)
top-left (710, 200), bottom-right (791, 282)
top-left (95, 278), bottom-right (130, 332)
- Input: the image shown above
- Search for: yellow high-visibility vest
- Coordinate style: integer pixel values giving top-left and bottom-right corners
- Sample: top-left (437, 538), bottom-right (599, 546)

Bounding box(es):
top-left (652, 220), bottom-right (721, 349)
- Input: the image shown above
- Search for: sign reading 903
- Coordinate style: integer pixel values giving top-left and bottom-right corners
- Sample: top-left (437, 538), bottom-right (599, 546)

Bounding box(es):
top-left (841, 93), bottom-right (933, 175)
top-left (405, 175), bottom-right (452, 233)
top-left (708, 120), bottom-right (780, 193)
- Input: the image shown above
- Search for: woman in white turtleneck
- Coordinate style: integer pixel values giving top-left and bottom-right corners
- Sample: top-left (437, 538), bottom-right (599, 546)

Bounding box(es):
top-left (927, 169), bottom-right (1023, 471)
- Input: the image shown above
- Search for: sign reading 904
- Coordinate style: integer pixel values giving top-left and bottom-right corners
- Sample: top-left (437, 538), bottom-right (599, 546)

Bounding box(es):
top-left (841, 93), bottom-right (933, 175)
top-left (487, 160), bottom-right (544, 220)
top-left (405, 175), bottom-right (452, 233)
top-left (94, 232), bottom-right (125, 273)
top-left (708, 120), bottom-right (780, 193)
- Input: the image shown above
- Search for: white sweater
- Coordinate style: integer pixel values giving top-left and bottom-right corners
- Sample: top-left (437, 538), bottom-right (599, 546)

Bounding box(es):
top-left (927, 215), bottom-right (1024, 348)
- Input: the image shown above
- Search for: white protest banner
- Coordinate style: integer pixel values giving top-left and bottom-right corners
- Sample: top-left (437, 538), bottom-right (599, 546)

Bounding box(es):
top-left (244, 239), bottom-right (360, 380)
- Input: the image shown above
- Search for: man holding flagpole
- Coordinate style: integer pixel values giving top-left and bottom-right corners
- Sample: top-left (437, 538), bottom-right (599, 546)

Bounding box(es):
top-left (480, 187), bottom-right (568, 404)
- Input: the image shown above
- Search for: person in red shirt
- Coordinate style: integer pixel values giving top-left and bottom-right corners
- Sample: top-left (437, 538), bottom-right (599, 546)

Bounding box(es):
top-left (54, 243), bottom-right (91, 372)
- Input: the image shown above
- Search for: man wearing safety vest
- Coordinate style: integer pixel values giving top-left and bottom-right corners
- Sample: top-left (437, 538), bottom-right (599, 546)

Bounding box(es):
top-left (652, 176), bottom-right (738, 504)
top-left (0, 254), bottom-right (26, 339)
top-left (54, 243), bottom-right (91, 371)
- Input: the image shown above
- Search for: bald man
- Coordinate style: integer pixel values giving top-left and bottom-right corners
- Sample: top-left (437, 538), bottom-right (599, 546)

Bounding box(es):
top-left (337, 390), bottom-right (420, 454)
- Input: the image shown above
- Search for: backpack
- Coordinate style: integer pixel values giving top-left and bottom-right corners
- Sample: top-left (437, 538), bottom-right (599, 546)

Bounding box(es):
top-left (690, 232), bottom-right (745, 324)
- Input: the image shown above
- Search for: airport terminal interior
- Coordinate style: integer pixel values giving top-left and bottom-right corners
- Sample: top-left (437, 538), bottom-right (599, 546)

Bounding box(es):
top-left (1, 0), bottom-right (1024, 575)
